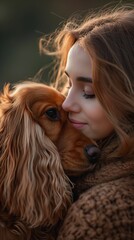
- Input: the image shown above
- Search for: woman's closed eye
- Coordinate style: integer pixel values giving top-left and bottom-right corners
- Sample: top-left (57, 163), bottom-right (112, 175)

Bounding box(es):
top-left (83, 90), bottom-right (95, 99)
top-left (83, 85), bottom-right (95, 99)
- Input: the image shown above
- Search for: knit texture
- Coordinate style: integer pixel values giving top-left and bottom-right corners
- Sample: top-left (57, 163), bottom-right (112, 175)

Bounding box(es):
top-left (57, 157), bottom-right (134, 240)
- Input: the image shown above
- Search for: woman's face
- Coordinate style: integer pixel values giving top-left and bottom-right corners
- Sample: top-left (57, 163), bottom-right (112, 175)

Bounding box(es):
top-left (62, 43), bottom-right (114, 140)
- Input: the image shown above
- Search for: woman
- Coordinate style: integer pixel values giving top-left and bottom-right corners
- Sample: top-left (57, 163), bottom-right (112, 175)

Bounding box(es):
top-left (40, 5), bottom-right (134, 239)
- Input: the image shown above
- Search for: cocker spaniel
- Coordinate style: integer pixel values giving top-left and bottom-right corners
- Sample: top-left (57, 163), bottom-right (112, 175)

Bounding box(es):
top-left (0, 81), bottom-right (98, 240)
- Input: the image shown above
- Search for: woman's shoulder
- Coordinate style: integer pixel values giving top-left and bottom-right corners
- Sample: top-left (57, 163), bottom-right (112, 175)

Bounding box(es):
top-left (57, 175), bottom-right (134, 240)
top-left (72, 175), bottom-right (134, 217)
top-left (80, 174), bottom-right (134, 202)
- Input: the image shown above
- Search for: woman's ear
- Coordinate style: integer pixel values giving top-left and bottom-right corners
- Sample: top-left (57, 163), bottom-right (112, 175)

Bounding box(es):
top-left (0, 99), bottom-right (72, 227)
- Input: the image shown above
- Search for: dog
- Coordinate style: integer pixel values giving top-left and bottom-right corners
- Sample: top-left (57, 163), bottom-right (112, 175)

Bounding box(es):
top-left (0, 81), bottom-right (99, 239)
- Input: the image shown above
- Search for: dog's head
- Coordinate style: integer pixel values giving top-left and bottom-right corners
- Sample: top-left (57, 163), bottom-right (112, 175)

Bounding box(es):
top-left (0, 81), bottom-right (97, 228)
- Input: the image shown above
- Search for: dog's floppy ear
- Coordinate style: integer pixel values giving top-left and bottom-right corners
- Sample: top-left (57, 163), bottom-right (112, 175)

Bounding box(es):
top-left (0, 84), bottom-right (72, 227)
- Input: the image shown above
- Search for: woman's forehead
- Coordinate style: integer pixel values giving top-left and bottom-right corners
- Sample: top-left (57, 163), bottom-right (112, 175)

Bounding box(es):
top-left (65, 42), bottom-right (92, 79)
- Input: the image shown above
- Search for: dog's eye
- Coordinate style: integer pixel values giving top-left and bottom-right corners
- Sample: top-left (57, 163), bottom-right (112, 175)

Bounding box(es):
top-left (45, 108), bottom-right (60, 121)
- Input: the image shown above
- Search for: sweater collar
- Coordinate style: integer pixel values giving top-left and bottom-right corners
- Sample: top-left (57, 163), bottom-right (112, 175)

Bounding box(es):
top-left (72, 156), bottom-right (134, 199)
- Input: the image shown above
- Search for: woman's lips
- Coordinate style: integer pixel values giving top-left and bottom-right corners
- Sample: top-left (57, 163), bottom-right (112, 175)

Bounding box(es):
top-left (69, 118), bottom-right (87, 129)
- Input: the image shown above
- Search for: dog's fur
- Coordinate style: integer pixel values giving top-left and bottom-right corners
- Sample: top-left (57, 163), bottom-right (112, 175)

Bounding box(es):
top-left (0, 81), bottom-right (92, 239)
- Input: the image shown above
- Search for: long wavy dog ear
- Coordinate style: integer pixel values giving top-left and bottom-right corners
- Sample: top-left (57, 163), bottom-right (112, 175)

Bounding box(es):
top-left (0, 85), bottom-right (72, 228)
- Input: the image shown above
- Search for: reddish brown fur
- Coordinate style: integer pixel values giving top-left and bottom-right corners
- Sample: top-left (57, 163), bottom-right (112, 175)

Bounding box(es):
top-left (0, 81), bottom-right (92, 240)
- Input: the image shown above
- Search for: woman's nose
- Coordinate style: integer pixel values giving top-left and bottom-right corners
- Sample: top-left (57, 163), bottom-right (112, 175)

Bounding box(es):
top-left (62, 97), bottom-right (71, 111)
top-left (62, 94), bottom-right (80, 112)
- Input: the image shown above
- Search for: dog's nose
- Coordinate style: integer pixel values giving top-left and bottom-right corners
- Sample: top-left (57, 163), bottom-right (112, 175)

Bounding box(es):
top-left (84, 144), bottom-right (101, 164)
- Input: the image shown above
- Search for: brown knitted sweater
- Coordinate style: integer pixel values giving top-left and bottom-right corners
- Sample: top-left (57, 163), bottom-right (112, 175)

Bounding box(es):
top-left (57, 156), bottom-right (134, 240)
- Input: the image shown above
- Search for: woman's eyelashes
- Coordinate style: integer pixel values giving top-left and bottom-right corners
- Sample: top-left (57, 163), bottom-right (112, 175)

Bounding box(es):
top-left (83, 90), bottom-right (95, 99)
top-left (83, 85), bottom-right (95, 99)
top-left (65, 77), bottom-right (95, 99)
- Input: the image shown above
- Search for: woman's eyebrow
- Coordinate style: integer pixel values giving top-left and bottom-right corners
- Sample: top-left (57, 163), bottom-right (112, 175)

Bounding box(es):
top-left (64, 70), bottom-right (92, 83)
top-left (77, 76), bottom-right (93, 83)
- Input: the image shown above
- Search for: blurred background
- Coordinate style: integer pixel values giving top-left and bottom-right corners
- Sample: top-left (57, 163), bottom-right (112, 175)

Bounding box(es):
top-left (0, 0), bottom-right (133, 88)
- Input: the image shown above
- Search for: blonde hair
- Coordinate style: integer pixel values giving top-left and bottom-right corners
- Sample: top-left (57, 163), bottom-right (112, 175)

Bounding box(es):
top-left (40, 5), bottom-right (134, 159)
